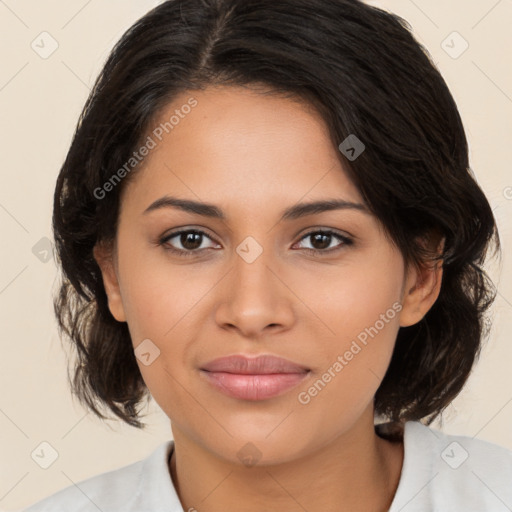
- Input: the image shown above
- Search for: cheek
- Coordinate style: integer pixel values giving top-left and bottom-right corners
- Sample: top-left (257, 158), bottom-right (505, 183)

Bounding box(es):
top-left (300, 255), bottom-right (403, 400)
top-left (295, 299), bottom-right (401, 437)
top-left (116, 248), bottom-right (218, 406)
top-left (116, 239), bottom-right (214, 341)
top-left (303, 249), bottom-right (403, 338)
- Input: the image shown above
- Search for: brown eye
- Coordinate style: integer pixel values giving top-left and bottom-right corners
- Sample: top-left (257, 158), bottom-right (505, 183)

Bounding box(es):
top-left (160, 229), bottom-right (219, 257)
top-left (294, 230), bottom-right (353, 255)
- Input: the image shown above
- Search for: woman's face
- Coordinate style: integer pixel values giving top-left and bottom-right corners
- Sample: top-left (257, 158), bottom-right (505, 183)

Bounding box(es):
top-left (95, 85), bottom-right (440, 464)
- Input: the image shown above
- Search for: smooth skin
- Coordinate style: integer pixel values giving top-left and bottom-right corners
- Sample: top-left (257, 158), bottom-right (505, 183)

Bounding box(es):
top-left (94, 84), bottom-right (443, 512)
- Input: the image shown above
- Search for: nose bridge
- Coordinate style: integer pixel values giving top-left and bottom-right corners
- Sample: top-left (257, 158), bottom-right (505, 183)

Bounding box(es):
top-left (213, 232), bottom-right (294, 334)
top-left (232, 234), bottom-right (274, 292)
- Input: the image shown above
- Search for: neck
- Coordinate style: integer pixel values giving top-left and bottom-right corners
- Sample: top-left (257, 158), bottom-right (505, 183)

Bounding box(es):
top-left (168, 411), bottom-right (404, 512)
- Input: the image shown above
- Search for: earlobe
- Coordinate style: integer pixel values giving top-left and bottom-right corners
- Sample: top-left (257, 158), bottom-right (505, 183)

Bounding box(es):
top-left (93, 243), bottom-right (127, 322)
top-left (399, 237), bottom-right (445, 328)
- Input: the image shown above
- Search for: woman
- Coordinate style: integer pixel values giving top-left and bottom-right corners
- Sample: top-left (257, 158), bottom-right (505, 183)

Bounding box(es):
top-left (24, 0), bottom-right (512, 510)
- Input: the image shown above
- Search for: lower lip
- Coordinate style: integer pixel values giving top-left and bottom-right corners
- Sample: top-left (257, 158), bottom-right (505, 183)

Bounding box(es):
top-left (200, 370), bottom-right (310, 400)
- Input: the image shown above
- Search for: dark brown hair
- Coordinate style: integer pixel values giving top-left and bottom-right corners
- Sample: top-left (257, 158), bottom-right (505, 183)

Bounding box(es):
top-left (53, 0), bottom-right (500, 428)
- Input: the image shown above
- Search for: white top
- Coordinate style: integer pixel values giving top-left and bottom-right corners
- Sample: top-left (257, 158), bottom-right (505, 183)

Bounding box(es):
top-left (22, 421), bottom-right (512, 512)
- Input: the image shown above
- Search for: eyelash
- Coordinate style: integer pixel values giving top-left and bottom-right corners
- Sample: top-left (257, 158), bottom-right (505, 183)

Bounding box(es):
top-left (158, 228), bottom-right (354, 258)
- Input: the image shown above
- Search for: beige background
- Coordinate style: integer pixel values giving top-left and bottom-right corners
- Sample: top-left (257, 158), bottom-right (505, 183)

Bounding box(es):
top-left (0, 0), bottom-right (511, 510)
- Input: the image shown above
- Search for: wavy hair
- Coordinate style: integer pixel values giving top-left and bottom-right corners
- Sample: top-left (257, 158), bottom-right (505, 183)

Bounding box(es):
top-left (52, 0), bottom-right (500, 428)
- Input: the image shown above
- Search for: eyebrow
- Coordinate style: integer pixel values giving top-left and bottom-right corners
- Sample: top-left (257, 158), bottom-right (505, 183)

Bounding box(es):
top-left (142, 195), bottom-right (370, 221)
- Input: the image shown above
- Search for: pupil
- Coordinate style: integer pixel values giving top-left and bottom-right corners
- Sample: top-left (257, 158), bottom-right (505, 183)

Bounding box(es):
top-left (182, 232), bottom-right (202, 250)
top-left (312, 233), bottom-right (330, 249)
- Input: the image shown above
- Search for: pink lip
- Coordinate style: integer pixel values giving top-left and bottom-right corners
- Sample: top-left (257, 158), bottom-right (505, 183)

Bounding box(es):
top-left (201, 354), bottom-right (310, 374)
top-left (200, 355), bottom-right (310, 401)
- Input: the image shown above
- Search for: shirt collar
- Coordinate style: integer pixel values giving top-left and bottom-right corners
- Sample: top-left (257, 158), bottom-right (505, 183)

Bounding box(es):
top-left (127, 440), bottom-right (183, 512)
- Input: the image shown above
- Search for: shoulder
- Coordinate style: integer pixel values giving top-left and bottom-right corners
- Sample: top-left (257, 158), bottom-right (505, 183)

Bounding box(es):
top-left (389, 420), bottom-right (512, 511)
top-left (410, 420), bottom-right (512, 476)
top-left (22, 441), bottom-right (176, 512)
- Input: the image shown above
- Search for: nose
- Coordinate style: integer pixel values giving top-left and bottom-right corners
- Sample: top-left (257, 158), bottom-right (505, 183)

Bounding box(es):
top-left (214, 242), bottom-right (295, 338)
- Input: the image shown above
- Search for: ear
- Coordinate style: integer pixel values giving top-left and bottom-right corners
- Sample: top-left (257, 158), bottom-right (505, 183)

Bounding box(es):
top-left (93, 241), bottom-right (127, 322)
top-left (399, 234), bottom-right (445, 328)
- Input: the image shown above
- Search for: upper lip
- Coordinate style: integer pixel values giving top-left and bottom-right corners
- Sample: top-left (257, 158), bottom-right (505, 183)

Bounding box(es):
top-left (201, 354), bottom-right (310, 374)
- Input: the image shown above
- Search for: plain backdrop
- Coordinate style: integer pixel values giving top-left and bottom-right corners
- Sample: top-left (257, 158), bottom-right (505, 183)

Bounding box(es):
top-left (0, 0), bottom-right (511, 510)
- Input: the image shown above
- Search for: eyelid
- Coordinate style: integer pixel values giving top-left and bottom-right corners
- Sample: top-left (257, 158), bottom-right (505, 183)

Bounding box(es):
top-left (295, 225), bottom-right (354, 240)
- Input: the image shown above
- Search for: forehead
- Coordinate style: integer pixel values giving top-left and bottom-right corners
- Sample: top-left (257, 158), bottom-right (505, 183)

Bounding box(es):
top-left (120, 85), bottom-right (364, 216)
